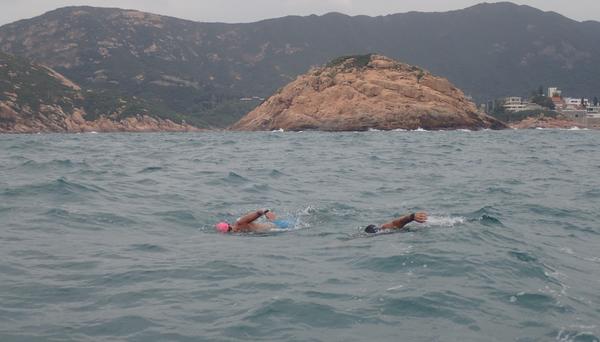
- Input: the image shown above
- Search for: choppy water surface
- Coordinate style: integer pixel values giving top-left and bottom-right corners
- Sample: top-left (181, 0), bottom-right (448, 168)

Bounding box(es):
top-left (1, 130), bottom-right (599, 341)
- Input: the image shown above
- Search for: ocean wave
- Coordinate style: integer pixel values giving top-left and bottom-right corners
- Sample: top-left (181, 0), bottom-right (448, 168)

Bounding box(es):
top-left (2, 131), bottom-right (600, 341)
top-left (509, 292), bottom-right (569, 313)
top-left (2, 177), bottom-right (104, 198)
top-left (88, 263), bottom-right (256, 288)
top-left (582, 188), bottom-right (600, 198)
top-left (242, 183), bottom-right (270, 193)
top-left (225, 171), bottom-right (250, 183)
top-left (556, 326), bottom-right (599, 342)
top-left (75, 315), bottom-right (158, 337)
top-left (508, 250), bottom-right (538, 262)
top-left (467, 207), bottom-right (504, 226)
top-left (138, 166), bottom-right (163, 173)
top-left (374, 292), bottom-right (479, 325)
top-left (269, 169), bottom-right (286, 177)
top-left (127, 244), bottom-right (168, 253)
top-left (354, 252), bottom-right (477, 275)
top-left (20, 158), bottom-right (88, 169)
top-left (243, 298), bottom-right (359, 328)
top-left (44, 208), bottom-right (137, 228)
top-left (153, 210), bottom-right (198, 227)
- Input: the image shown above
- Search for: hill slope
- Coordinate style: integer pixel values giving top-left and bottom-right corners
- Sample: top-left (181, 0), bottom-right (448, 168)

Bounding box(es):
top-left (0, 52), bottom-right (196, 133)
top-left (1, 3), bottom-right (599, 127)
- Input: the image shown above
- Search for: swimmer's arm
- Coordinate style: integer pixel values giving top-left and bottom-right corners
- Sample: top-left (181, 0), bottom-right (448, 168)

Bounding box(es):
top-left (235, 209), bottom-right (269, 226)
top-left (380, 212), bottom-right (427, 230)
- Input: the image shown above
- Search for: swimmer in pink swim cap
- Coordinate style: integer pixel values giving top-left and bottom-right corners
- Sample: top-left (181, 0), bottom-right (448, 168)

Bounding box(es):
top-left (215, 209), bottom-right (280, 233)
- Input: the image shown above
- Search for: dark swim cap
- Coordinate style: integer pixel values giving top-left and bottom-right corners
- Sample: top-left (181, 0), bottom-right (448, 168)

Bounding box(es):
top-left (364, 225), bottom-right (378, 234)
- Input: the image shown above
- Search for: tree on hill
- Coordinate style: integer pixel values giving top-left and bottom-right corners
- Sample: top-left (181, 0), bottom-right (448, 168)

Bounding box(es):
top-left (534, 85), bottom-right (544, 97)
top-left (491, 99), bottom-right (506, 115)
top-left (527, 86), bottom-right (554, 109)
top-left (530, 94), bottom-right (555, 110)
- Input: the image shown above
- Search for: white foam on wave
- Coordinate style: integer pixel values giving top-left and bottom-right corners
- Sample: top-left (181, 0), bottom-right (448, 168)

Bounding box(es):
top-left (560, 247), bottom-right (575, 255)
top-left (557, 326), bottom-right (599, 342)
top-left (386, 284), bottom-right (404, 291)
top-left (585, 256), bottom-right (600, 263)
top-left (268, 205), bottom-right (314, 232)
top-left (271, 128), bottom-right (285, 133)
top-left (425, 215), bottom-right (465, 227)
top-left (297, 205), bottom-right (315, 216)
top-left (531, 127), bottom-right (589, 131)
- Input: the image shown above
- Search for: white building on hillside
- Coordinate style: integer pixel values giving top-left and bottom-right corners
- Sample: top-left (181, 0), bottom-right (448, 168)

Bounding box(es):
top-left (504, 97), bottom-right (525, 111)
top-left (548, 87), bottom-right (562, 98)
top-left (564, 97), bottom-right (589, 109)
top-left (588, 105), bottom-right (600, 114)
top-left (503, 97), bottom-right (543, 112)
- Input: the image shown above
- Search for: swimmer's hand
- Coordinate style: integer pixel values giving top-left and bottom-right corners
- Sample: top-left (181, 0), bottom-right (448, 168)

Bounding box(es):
top-left (265, 211), bottom-right (276, 221)
top-left (414, 212), bottom-right (428, 223)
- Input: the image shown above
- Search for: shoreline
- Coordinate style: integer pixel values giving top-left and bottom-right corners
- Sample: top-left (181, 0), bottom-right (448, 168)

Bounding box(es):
top-left (2, 126), bottom-right (597, 135)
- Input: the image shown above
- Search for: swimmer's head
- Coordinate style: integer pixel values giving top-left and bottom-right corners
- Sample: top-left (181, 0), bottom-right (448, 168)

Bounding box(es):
top-left (215, 222), bottom-right (231, 233)
top-left (364, 225), bottom-right (378, 234)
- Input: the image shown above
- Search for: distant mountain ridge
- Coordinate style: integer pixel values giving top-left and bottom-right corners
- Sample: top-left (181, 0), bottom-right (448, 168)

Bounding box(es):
top-left (1, 2), bottom-right (599, 127)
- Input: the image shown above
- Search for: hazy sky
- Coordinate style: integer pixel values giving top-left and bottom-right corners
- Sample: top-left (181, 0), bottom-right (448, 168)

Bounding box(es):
top-left (1, 0), bottom-right (599, 26)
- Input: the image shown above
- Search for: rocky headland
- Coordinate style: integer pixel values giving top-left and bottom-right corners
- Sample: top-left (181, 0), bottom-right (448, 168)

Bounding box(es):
top-left (509, 115), bottom-right (588, 130)
top-left (0, 52), bottom-right (199, 133)
top-left (232, 55), bottom-right (506, 131)
top-left (1, 107), bottom-right (200, 134)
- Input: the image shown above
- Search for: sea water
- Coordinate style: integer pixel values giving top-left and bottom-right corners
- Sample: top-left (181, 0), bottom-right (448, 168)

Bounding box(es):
top-left (1, 130), bottom-right (599, 341)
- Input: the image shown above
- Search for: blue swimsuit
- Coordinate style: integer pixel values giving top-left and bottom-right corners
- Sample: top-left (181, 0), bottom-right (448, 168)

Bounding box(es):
top-left (272, 219), bottom-right (292, 229)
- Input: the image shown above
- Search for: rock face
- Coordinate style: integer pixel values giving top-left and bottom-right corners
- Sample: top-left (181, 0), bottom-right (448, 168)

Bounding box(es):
top-left (0, 52), bottom-right (199, 133)
top-left (509, 115), bottom-right (587, 129)
top-left (3, 110), bottom-right (200, 134)
top-left (232, 55), bottom-right (506, 131)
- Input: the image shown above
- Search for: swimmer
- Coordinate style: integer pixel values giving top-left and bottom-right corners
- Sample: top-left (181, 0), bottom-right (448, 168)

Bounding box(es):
top-left (364, 212), bottom-right (428, 234)
top-left (216, 209), bottom-right (291, 233)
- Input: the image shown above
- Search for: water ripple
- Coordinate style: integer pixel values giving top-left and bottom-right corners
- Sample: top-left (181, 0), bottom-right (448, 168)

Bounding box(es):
top-left (1, 131), bottom-right (599, 341)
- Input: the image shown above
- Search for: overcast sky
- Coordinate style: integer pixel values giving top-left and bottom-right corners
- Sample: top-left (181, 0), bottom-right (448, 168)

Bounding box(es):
top-left (1, 0), bottom-right (599, 26)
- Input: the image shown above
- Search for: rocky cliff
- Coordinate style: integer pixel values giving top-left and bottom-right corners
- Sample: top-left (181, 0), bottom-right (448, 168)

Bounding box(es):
top-left (232, 55), bottom-right (506, 131)
top-left (0, 52), bottom-right (198, 133)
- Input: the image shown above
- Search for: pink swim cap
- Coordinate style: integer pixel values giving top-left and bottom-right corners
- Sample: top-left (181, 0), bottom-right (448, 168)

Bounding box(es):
top-left (215, 222), bottom-right (230, 233)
